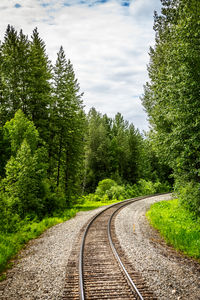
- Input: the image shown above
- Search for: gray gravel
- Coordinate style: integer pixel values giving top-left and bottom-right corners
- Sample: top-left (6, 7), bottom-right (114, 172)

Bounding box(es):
top-left (0, 206), bottom-right (106, 300)
top-left (1, 195), bottom-right (199, 299)
top-left (115, 194), bottom-right (200, 300)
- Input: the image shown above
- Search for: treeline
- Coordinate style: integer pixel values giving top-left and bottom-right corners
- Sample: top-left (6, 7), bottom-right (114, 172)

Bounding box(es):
top-left (0, 25), bottom-right (85, 225)
top-left (84, 108), bottom-right (171, 192)
top-left (142, 0), bottom-right (200, 215)
top-left (0, 25), bottom-right (171, 230)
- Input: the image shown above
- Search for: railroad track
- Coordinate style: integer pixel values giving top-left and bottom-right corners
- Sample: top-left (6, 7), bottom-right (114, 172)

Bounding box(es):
top-left (64, 196), bottom-right (156, 300)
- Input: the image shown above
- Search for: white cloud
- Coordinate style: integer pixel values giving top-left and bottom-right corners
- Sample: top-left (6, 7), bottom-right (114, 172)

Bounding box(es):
top-left (0, 0), bottom-right (161, 131)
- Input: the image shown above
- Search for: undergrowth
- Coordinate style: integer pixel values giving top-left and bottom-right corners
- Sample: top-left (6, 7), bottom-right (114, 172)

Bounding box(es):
top-left (0, 178), bottom-right (171, 279)
top-left (0, 209), bottom-right (78, 275)
top-left (146, 199), bottom-right (200, 260)
top-left (0, 197), bottom-right (120, 278)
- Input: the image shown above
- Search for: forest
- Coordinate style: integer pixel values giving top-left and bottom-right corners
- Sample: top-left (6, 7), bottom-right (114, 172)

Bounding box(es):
top-left (0, 0), bottom-right (199, 273)
top-left (0, 24), bottom-right (171, 231)
top-left (142, 0), bottom-right (200, 215)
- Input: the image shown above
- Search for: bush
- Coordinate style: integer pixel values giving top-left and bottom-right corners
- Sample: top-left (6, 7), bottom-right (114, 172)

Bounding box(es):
top-left (175, 180), bottom-right (200, 216)
top-left (138, 179), bottom-right (170, 196)
top-left (0, 191), bottom-right (21, 233)
top-left (106, 185), bottom-right (126, 200)
top-left (138, 179), bottom-right (156, 195)
top-left (95, 179), bottom-right (117, 197)
top-left (153, 180), bottom-right (170, 193)
top-left (90, 178), bottom-right (171, 203)
top-left (123, 184), bottom-right (140, 198)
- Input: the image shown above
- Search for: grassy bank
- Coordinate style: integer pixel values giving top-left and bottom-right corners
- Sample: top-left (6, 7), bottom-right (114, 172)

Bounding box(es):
top-left (0, 197), bottom-right (119, 279)
top-left (0, 177), bottom-right (171, 279)
top-left (146, 199), bottom-right (200, 260)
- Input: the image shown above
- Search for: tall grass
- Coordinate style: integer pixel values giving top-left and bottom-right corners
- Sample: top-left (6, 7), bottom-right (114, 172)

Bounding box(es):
top-left (0, 178), bottom-right (171, 278)
top-left (146, 199), bottom-right (200, 260)
top-left (0, 197), bottom-right (119, 278)
top-left (0, 209), bottom-right (78, 275)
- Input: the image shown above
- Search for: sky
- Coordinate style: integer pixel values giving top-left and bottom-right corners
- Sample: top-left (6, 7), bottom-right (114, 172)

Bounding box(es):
top-left (0, 0), bottom-right (161, 131)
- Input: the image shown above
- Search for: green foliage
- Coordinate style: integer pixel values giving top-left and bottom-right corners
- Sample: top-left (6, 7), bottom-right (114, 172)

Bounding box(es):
top-left (137, 179), bottom-right (169, 195)
top-left (0, 26), bottom-right (86, 207)
top-left (94, 179), bottom-right (129, 201)
top-left (75, 195), bottom-right (118, 211)
top-left (0, 208), bottom-right (78, 274)
top-left (84, 108), bottom-right (170, 193)
top-left (147, 199), bottom-right (200, 260)
top-left (82, 178), bottom-right (170, 204)
top-left (95, 179), bottom-right (117, 197)
top-left (4, 109), bottom-right (39, 155)
top-left (2, 111), bottom-right (48, 219)
top-left (3, 140), bottom-right (48, 218)
top-left (0, 26), bottom-right (30, 125)
top-left (175, 180), bottom-right (200, 215)
top-left (0, 26), bottom-right (51, 140)
top-left (0, 24), bottom-right (174, 278)
top-left (106, 185), bottom-right (126, 200)
top-left (84, 108), bottom-right (112, 191)
top-left (137, 179), bottom-right (156, 195)
top-left (49, 46), bottom-right (85, 203)
top-left (0, 127), bottom-right (10, 178)
top-left (141, 0), bottom-right (200, 214)
top-left (27, 28), bottom-right (52, 142)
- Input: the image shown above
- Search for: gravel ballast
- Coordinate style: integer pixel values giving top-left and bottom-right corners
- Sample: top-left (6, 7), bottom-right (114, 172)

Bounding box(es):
top-left (115, 194), bottom-right (200, 300)
top-left (1, 195), bottom-right (199, 299)
top-left (0, 207), bottom-right (106, 300)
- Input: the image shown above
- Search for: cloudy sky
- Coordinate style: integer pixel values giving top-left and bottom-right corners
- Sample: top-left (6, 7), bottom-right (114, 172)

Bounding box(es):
top-left (0, 0), bottom-right (161, 131)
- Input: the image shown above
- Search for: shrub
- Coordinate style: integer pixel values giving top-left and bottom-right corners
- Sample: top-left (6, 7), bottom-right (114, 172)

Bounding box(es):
top-left (95, 179), bottom-right (117, 197)
top-left (138, 179), bottom-right (156, 195)
top-left (124, 184), bottom-right (140, 198)
top-left (137, 179), bottom-right (170, 196)
top-left (175, 180), bottom-right (200, 216)
top-left (106, 185), bottom-right (126, 200)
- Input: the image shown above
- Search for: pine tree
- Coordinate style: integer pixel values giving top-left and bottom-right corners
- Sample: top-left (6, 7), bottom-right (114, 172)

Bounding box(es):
top-left (126, 124), bottom-right (142, 184)
top-left (51, 46), bottom-right (85, 203)
top-left (0, 25), bottom-right (52, 143)
top-left (0, 25), bottom-right (21, 124)
top-left (27, 28), bottom-right (52, 142)
top-left (84, 108), bottom-right (112, 192)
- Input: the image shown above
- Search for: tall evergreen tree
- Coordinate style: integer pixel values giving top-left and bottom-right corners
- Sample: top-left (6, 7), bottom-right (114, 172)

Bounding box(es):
top-left (27, 28), bottom-right (52, 142)
top-left (126, 124), bottom-right (142, 184)
top-left (84, 109), bottom-right (150, 191)
top-left (110, 113), bottom-right (129, 181)
top-left (84, 108), bottom-right (112, 192)
top-left (0, 26), bottom-right (52, 144)
top-left (0, 25), bottom-right (21, 124)
top-left (51, 46), bottom-right (85, 203)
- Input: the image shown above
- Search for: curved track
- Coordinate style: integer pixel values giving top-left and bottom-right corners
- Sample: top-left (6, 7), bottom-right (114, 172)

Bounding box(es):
top-left (64, 196), bottom-right (157, 299)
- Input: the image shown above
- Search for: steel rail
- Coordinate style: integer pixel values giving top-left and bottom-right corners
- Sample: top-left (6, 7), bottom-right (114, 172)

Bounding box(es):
top-left (79, 193), bottom-right (170, 299)
top-left (79, 197), bottom-right (134, 299)
top-left (108, 201), bottom-right (144, 300)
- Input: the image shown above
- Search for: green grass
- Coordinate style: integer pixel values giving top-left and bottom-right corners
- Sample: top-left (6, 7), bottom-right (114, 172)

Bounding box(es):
top-left (75, 197), bottom-right (119, 211)
top-left (146, 199), bottom-right (200, 260)
top-left (0, 209), bottom-right (77, 275)
top-left (0, 197), bottom-right (120, 279)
